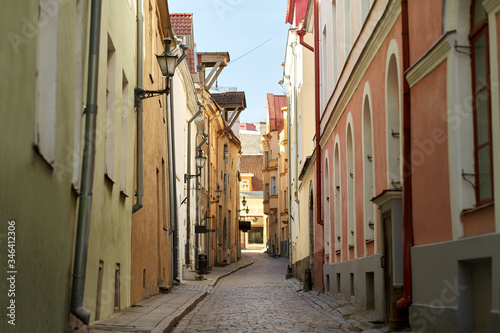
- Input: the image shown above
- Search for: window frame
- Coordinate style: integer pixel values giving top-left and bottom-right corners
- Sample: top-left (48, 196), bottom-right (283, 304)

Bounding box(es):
top-left (470, 0), bottom-right (494, 205)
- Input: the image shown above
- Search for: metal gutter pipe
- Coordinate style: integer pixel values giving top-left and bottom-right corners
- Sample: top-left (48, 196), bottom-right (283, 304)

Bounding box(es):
top-left (278, 79), bottom-right (292, 268)
top-left (313, 0), bottom-right (324, 291)
top-left (167, 74), bottom-right (180, 282)
top-left (194, 132), bottom-right (207, 272)
top-left (297, 28), bottom-right (314, 52)
top-left (132, 0), bottom-right (144, 213)
top-left (185, 108), bottom-right (202, 265)
top-left (397, 0), bottom-right (414, 314)
top-left (70, 0), bottom-right (102, 324)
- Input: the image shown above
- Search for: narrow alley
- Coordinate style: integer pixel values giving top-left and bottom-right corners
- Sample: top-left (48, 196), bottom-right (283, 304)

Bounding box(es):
top-left (173, 251), bottom-right (387, 333)
top-left (2, 0), bottom-right (500, 332)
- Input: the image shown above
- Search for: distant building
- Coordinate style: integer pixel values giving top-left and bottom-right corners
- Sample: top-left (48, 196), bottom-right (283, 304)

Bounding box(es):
top-left (239, 122), bottom-right (267, 155)
top-left (239, 155), bottom-right (266, 250)
top-left (262, 94), bottom-right (288, 256)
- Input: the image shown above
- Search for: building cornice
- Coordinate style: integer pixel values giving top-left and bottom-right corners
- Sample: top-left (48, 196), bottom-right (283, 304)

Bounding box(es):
top-left (406, 31), bottom-right (455, 88)
top-left (483, 0), bottom-right (500, 14)
top-left (320, 0), bottom-right (401, 149)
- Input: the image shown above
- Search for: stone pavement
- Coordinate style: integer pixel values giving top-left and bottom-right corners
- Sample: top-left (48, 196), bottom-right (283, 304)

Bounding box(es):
top-left (173, 252), bottom-right (390, 333)
top-left (75, 256), bottom-right (253, 333)
top-left (77, 251), bottom-right (397, 333)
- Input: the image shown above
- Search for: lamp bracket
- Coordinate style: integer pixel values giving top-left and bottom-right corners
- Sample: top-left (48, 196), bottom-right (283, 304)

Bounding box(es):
top-left (134, 87), bottom-right (170, 107)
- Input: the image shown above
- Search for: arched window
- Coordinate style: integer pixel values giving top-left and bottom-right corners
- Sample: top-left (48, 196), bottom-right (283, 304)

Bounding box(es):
top-left (324, 155), bottom-right (331, 262)
top-left (346, 124), bottom-right (355, 253)
top-left (334, 142), bottom-right (342, 254)
top-left (386, 45), bottom-right (402, 189)
top-left (363, 89), bottom-right (375, 244)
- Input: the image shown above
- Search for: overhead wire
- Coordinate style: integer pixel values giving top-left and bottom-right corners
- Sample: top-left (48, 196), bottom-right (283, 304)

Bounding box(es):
top-left (229, 28), bottom-right (288, 65)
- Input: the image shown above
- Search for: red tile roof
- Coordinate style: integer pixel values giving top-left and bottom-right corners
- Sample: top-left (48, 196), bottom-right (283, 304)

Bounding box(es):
top-left (240, 155), bottom-right (264, 191)
top-left (240, 123), bottom-right (256, 131)
top-left (170, 13), bottom-right (193, 36)
top-left (266, 94), bottom-right (286, 133)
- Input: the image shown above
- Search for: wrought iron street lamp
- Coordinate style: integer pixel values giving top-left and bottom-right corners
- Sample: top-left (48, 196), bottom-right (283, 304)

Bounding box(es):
top-left (134, 37), bottom-right (178, 106)
top-left (184, 149), bottom-right (206, 182)
top-left (210, 185), bottom-right (222, 203)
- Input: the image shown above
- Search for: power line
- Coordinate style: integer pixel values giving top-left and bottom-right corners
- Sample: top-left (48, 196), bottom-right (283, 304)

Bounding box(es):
top-left (229, 29), bottom-right (287, 65)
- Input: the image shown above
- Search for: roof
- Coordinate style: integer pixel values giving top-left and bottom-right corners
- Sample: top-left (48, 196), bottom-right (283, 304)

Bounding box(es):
top-left (266, 94), bottom-right (286, 133)
top-left (212, 92), bottom-right (247, 109)
top-left (170, 13), bottom-right (193, 35)
top-left (240, 123), bottom-right (256, 131)
top-left (285, 0), bottom-right (307, 26)
top-left (240, 155), bottom-right (264, 191)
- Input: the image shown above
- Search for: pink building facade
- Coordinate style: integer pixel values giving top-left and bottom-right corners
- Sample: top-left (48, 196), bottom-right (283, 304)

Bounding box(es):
top-left (298, 0), bottom-right (500, 331)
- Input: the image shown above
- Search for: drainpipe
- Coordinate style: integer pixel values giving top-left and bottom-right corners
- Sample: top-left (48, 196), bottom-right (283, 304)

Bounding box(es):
top-left (396, 0), bottom-right (413, 313)
top-left (297, 28), bottom-right (314, 52)
top-left (194, 136), bottom-right (207, 271)
top-left (167, 73), bottom-right (180, 282)
top-left (313, 0), bottom-right (324, 290)
top-left (186, 107), bottom-right (202, 266)
top-left (132, 0), bottom-right (144, 213)
top-left (70, 0), bottom-right (102, 324)
top-left (278, 80), bottom-right (291, 270)
top-left (297, 19), bottom-right (315, 291)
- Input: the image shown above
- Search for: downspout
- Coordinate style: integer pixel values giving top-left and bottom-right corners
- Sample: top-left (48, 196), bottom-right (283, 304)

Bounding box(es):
top-left (185, 108), bottom-right (202, 266)
top-left (313, 0), bottom-right (324, 290)
top-left (195, 136), bottom-right (207, 271)
top-left (396, 0), bottom-right (413, 313)
top-left (132, 0), bottom-right (144, 213)
top-left (278, 79), bottom-right (291, 270)
top-left (292, 42), bottom-right (300, 269)
top-left (313, 0), bottom-right (322, 225)
top-left (298, 20), bottom-right (315, 291)
top-left (297, 28), bottom-right (314, 53)
top-left (70, 0), bottom-right (102, 324)
top-left (167, 73), bottom-right (180, 282)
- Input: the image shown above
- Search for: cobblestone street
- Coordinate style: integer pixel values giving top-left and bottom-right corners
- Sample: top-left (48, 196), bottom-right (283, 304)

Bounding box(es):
top-left (173, 251), bottom-right (388, 333)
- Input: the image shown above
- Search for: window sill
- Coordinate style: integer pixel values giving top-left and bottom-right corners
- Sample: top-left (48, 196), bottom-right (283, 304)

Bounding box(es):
top-left (461, 202), bottom-right (494, 216)
top-left (33, 144), bottom-right (55, 170)
top-left (105, 173), bottom-right (116, 184)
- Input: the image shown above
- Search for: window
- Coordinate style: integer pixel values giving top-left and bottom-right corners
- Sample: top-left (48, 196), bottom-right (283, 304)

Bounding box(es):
top-left (331, 1), bottom-right (338, 84)
top-left (265, 152), bottom-right (269, 168)
top-left (241, 179), bottom-right (250, 192)
top-left (265, 184), bottom-right (269, 201)
top-left (361, 0), bottom-right (370, 25)
top-left (106, 35), bottom-right (116, 180)
top-left (35, 0), bottom-right (59, 164)
top-left (114, 263), bottom-right (120, 313)
top-left (224, 173), bottom-right (227, 193)
top-left (344, 0), bottom-right (352, 56)
top-left (120, 72), bottom-right (129, 193)
top-left (73, 0), bottom-right (84, 188)
top-left (470, 0), bottom-right (493, 204)
top-left (322, 26), bottom-right (329, 108)
top-left (271, 177), bottom-right (276, 195)
top-left (224, 144), bottom-right (228, 163)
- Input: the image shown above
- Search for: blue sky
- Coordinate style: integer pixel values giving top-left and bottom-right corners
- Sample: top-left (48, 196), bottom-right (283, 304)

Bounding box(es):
top-left (169, 0), bottom-right (289, 123)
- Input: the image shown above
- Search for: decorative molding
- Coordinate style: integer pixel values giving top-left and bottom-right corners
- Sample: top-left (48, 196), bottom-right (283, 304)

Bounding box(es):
top-left (406, 31), bottom-right (456, 88)
top-left (320, 0), bottom-right (401, 148)
top-left (483, 0), bottom-right (500, 14)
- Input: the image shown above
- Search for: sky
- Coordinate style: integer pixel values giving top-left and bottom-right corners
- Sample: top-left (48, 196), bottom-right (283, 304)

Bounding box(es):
top-left (169, 0), bottom-right (289, 124)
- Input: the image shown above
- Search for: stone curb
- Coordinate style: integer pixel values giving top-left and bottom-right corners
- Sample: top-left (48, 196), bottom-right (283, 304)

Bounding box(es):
top-left (154, 291), bottom-right (207, 333)
top-left (209, 260), bottom-right (254, 287)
